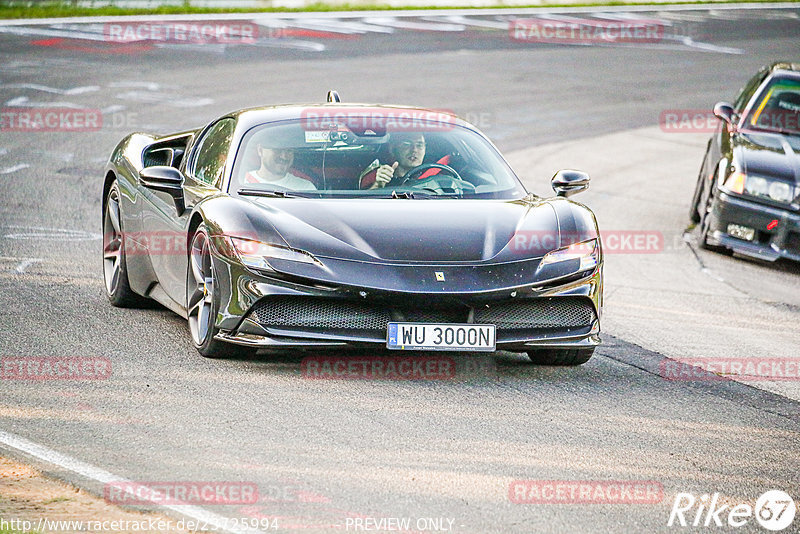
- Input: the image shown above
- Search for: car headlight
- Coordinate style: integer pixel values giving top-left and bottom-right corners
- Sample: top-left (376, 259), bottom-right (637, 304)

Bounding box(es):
top-left (745, 176), bottom-right (768, 196)
top-left (225, 237), bottom-right (322, 271)
top-left (767, 181), bottom-right (794, 203)
top-left (726, 172), bottom-right (795, 203)
top-left (539, 238), bottom-right (599, 273)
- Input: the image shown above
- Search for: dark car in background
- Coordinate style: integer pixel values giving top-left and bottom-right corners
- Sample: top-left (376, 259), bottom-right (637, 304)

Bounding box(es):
top-left (102, 94), bottom-right (603, 364)
top-left (690, 61), bottom-right (800, 262)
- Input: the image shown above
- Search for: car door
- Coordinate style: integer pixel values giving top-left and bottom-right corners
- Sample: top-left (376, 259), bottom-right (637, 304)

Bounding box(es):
top-left (141, 118), bottom-right (236, 311)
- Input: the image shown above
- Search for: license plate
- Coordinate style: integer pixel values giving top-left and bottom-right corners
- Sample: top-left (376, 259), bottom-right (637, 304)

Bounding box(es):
top-left (387, 323), bottom-right (496, 352)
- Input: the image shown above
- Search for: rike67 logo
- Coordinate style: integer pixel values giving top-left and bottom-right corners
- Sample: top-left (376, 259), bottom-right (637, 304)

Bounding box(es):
top-left (668, 490), bottom-right (796, 531)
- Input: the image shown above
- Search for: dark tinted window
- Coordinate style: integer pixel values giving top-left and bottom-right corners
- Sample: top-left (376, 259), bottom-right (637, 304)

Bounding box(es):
top-left (743, 75), bottom-right (800, 135)
top-left (191, 118), bottom-right (235, 188)
top-left (733, 68), bottom-right (770, 113)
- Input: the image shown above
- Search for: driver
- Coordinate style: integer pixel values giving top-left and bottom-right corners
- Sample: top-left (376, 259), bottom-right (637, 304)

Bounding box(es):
top-left (359, 133), bottom-right (450, 190)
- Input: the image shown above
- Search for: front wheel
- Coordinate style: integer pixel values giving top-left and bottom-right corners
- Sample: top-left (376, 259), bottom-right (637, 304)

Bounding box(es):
top-left (526, 348), bottom-right (594, 366)
top-left (689, 172), bottom-right (704, 223)
top-left (689, 151), bottom-right (711, 223)
top-left (103, 182), bottom-right (148, 307)
top-left (698, 182), bottom-right (724, 252)
top-left (187, 225), bottom-right (254, 359)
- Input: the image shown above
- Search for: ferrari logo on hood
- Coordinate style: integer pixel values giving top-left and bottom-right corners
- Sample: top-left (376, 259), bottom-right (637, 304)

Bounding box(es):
top-left (435, 271), bottom-right (445, 282)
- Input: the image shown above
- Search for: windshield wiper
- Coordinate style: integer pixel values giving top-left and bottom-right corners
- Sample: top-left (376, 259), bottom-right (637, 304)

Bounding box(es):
top-left (380, 190), bottom-right (465, 199)
top-left (237, 188), bottom-right (308, 198)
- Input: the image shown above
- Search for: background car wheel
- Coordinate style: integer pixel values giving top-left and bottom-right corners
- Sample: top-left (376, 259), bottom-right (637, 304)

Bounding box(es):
top-left (187, 225), bottom-right (255, 359)
top-left (688, 158), bottom-right (707, 224)
top-left (698, 182), bottom-right (726, 252)
top-left (103, 182), bottom-right (148, 307)
top-left (526, 348), bottom-right (594, 366)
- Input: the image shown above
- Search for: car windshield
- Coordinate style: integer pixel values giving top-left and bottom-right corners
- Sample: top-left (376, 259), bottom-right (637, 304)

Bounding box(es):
top-left (229, 115), bottom-right (527, 199)
top-left (743, 76), bottom-right (800, 135)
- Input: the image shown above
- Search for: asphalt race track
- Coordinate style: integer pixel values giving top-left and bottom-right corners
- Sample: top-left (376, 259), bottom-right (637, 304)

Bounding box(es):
top-left (1, 5), bottom-right (799, 533)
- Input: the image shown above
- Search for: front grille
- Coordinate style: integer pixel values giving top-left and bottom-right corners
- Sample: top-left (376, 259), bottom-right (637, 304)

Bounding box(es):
top-left (473, 297), bottom-right (595, 329)
top-left (249, 296), bottom-right (390, 330)
top-left (247, 295), bottom-right (595, 333)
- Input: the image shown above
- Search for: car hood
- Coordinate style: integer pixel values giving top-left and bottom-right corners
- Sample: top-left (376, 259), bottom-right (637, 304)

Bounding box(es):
top-left (735, 131), bottom-right (800, 185)
top-left (246, 197), bottom-right (563, 263)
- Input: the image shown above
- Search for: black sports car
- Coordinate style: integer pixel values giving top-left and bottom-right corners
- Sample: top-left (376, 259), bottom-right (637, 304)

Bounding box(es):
top-left (690, 61), bottom-right (800, 261)
top-left (102, 93), bottom-right (603, 364)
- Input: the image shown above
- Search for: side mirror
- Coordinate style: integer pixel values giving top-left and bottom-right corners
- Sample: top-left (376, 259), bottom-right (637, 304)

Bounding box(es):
top-left (552, 169), bottom-right (590, 198)
top-left (713, 102), bottom-right (737, 126)
top-left (139, 166), bottom-right (185, 214)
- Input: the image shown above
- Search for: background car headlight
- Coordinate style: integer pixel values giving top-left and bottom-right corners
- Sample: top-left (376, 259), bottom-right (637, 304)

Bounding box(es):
top-left (226, 237), bottom-right (322, 271)
top-left (767, 181), bottom-right (794, 203)
top-left (539, 239), bottom-right (599, 273)
top-left (727, 172), bottom-right (795, 203)
top-left (745, 176), bottom-right (769, 196)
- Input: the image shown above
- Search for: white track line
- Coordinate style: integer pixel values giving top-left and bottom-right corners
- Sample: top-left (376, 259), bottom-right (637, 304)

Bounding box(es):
top-left (362, 16), bottom-right (466, 31)
top-left (5, 96), bottom-right (82, 108)
top-left (0, 429), bottom-right (263, 534)
top-left (2, 226), bottom-right (102, 240)
top-left (0, 84), bottom-right (99, 95)
top-left (425, 15), bottom-right (508, 29)
top-left (677, 36), bottom-right (744, 54)
top-left (253, 17), bottom-right (395, 34)
top-left (14, 258), bottom-right (42, 274)
top-left (252, 38), bottom-right (326, 51)
top-left (0, 164), bottom-right (31, 175)
top-left (0, 25), bottom-right (112, 40)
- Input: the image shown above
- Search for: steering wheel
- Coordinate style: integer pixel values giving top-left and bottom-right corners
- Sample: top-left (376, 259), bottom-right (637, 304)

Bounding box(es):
top-left (400, 163), bottom-right (461, 184)
top-left (398, 163), bottom-right (476, 194)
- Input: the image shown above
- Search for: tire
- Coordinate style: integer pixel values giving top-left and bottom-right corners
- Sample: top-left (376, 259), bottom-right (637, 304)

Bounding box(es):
top-left (526, 348), bottom-right (594, 366)
top-left (689, 160), bottom-right (707, 224)
top-left (103, 182), bottom-right (149, 307)
top-left (698, 181), bottom-right (723, 252)
top-left (187, 224), bottom-right (255, 359)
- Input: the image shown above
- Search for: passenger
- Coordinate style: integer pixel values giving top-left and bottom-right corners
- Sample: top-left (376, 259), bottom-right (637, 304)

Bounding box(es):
top-left (245, 143), bottom-right (316, 191)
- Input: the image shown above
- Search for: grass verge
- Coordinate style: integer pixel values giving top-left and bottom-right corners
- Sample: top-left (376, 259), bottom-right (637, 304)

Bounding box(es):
top-left (0, 0), bottom-right (791, 20)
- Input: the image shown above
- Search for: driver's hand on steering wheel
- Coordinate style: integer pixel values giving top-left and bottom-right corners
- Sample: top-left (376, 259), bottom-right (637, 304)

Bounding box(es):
top-left (369, 162), bottom-right (399, 189)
